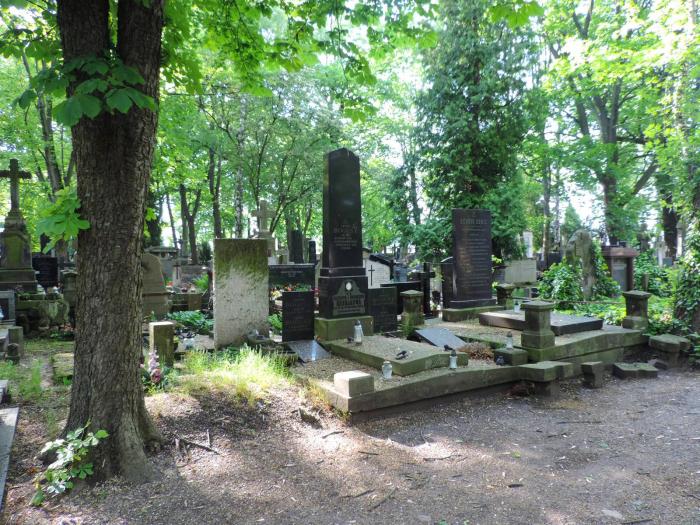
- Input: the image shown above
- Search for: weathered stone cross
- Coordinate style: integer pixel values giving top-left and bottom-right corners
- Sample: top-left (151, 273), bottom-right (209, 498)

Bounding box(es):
top-left (0, 159), bottom-right (31, 212)
top-left (252, 199), bottom-right (272, 234)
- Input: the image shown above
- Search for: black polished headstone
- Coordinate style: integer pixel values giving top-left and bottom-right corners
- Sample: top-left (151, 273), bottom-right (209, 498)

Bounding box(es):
top-left (282, 291), bottom-right (315, 341)
top-left (367, 287), bottom-right (397, 333)
top-left (32, 255), bottom-right (59, 289)
top-left (318, 148), bottom-right (368, 319)
top-left (321, 149), bottom-right (363, 274)
top-left (269, 264), bottom-right (315, 288)
top-left (451, 209), bottom-right (496, 307)
top-left (440, 257), bottom-right (454, 308)
top-left (308, 240), bottom-right (317, 266)
top-left (290, 229), bottom-right (304, 264)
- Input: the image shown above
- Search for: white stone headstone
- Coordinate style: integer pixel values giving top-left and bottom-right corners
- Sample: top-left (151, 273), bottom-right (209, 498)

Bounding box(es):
top-left (654, 236), bottom-right (665, 266)
top-left (213, 239), bottom-right (269, 347)
top-left (522, 231), bottom-right (534, 259)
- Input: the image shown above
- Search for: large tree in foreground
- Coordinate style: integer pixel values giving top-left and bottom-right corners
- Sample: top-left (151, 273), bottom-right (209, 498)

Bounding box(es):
top-left (48, 0), bottom-right (436, 481)
top-left (56, 0), bottom-right (165, 480)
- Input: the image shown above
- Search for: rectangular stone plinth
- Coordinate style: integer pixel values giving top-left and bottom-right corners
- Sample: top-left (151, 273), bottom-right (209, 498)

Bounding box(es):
top-left (334, 371), bottom-right (374, 397)
top-left (315, 316), bottom-right (373, 341)
top-left (494, 347), bottom-right (529, 366)
top-left (479, 310), bottom-right (603, 336)
top-left (324, 336), bottom-right (468, 376)
top-left (649, 334), bottom-right (691, 354)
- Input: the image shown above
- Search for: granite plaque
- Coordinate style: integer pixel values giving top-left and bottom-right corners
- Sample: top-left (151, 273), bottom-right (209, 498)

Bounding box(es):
top-left (285, 339), bottom-right (331, 362)
top-left (269, 264), bottom-right (315, 288)
top-left (415, 327), bottom-right (466, 350)
top-left (282, 290), bottom-right (315, 341)
top-left (452, 209), bottom-right (495, 307)
top-left (367, 287), bottom-right (397, 333)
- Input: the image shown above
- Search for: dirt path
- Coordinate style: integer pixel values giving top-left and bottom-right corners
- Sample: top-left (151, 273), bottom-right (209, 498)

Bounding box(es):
top-left (4, 370), bottom-right (700, 525)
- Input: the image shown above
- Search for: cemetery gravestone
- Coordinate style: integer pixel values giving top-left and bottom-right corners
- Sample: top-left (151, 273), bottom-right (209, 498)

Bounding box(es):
top-left (440, 257), bottom-right (454, 308)
top-left (523, 231), bottom-right (534, 258)
top-left (451, 209), bottom-right (496, 308)
top-left (290, 229), bottom-right (304, 264)
top-left (141, 253), bottom-right (170, 318)
top-left (316, 149), bottom-right (372, 340)
top-left (0, 291), bottom-right (15, 324)
top-left (565, 229), bottom-right (595, 299)
top-left (213, 239), bottom-right (269, 347)
top-left (282, 291), bottom-right (315, 342)
top-left (367, 287), bottom-right (397, 333)
top-left (601, 245), bottom-right (639, 292)
top-left (308, 240), bottom-right (317, 266)
top-left (0, 159), bottom-right (37, 292)
top-left (32, 255), bottom-right (59, 290)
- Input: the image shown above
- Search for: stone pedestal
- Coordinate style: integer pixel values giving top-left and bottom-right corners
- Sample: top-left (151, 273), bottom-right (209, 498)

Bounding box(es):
top-left (142, 253), bottom-right (170, 319)
top-left (622, 290), bottom-right (651, 330)
top-left (400, 289), bottom-right (424, 327)
top-left (0, 210), bottom-right (37, 292)
top-left (520, 301), bottom-right (556, 350)
top-left (149, 321), bottom-right (175, 368)
top-left (315, 315), bottom-right (373, 341)
top-left (496, 283), bottom-right (516, 309)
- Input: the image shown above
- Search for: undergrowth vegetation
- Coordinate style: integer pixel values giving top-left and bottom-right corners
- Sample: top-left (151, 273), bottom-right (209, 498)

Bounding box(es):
top-left (174, 346), bottom-right (290, 405)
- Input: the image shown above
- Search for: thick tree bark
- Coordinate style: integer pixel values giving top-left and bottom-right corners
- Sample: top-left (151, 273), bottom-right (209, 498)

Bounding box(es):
top-left (57, 0), bottom-right (164, 482)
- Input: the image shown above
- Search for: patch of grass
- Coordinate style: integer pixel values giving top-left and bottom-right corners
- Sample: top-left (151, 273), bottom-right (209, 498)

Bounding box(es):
top-left (0, 360), bottom-right (44, 403)
top-left (175, 346), bottom-right (289, 405)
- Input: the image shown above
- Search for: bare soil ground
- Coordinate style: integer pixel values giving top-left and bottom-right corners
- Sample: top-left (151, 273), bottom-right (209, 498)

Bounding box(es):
top-left (3, 368), bottom-right (700, 525)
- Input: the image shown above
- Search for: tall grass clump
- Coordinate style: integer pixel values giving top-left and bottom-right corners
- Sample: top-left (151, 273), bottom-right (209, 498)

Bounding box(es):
top-left (177, 345), bottom-right (289, 405)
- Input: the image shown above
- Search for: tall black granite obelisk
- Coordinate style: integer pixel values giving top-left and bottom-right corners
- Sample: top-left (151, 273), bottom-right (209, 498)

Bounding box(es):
top-left (315, 148), bottom-right (373, 340)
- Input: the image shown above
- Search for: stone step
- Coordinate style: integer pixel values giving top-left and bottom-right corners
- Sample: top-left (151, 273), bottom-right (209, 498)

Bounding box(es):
top-left (0, 406), bottom-right (19, 512)
top-left (649, 334), bottom-right (691, 354)
top-left (612, 362), bottom-right (659, 379)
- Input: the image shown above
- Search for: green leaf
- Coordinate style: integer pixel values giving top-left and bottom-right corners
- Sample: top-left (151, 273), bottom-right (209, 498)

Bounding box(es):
top-left (53, 97), bottom-right (83, 126)
top-left (15, 89), bottom-right (37, 109)
top-left (105, 89), bottom-right (134, 113)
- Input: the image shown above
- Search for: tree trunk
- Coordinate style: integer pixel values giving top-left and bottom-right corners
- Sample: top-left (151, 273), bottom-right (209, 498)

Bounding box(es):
top-left (57, 0), bottom-right (164, 482)
top-left (165, 193), bottom-right (178, 250)
top-left (178, 183), bottom-right (200, 264)
top-left (145, 188), bottom-right (162, 247)
top-left (407, 161), bottom-right (421, 226)
top-left (234, 100), bottom-right (246, 238)
top-left (207, 147), bottom-right (223, 239)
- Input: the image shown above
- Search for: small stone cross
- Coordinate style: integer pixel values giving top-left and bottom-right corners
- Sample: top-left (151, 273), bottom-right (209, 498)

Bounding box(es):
top-left (0, 159), bottom-right (31, 212)
top-left (252, 199), bottom-right (272, 234)
top-left (367, 265), bottom-right (375, 285)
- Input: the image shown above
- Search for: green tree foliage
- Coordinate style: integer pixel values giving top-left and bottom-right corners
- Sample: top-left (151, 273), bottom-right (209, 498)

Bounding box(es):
top-left (415, 0), bottom-right (536, 257)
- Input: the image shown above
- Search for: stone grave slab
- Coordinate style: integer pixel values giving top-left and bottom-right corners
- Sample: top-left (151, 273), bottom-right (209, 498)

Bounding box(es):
top-left (367, 287), bottom-right (397, 333)
top-left (324, 336), bottom-right (468, 376)
top-left (282, 291), bottom-right (315, 342)
top-left (0, 406), bottom-right (19, 512)
top-left (415, 327), bottom-right (467, 351)
top-left (52, 352), bottom-right (74, 383)
top-left (479, 310), bottom-right (603, 336)
top-left (286, 339), bottom-right (331, 362)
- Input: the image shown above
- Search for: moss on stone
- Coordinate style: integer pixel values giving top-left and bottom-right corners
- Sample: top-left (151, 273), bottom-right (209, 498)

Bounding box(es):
top-left (214, 239), bottom-right (268, 282)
